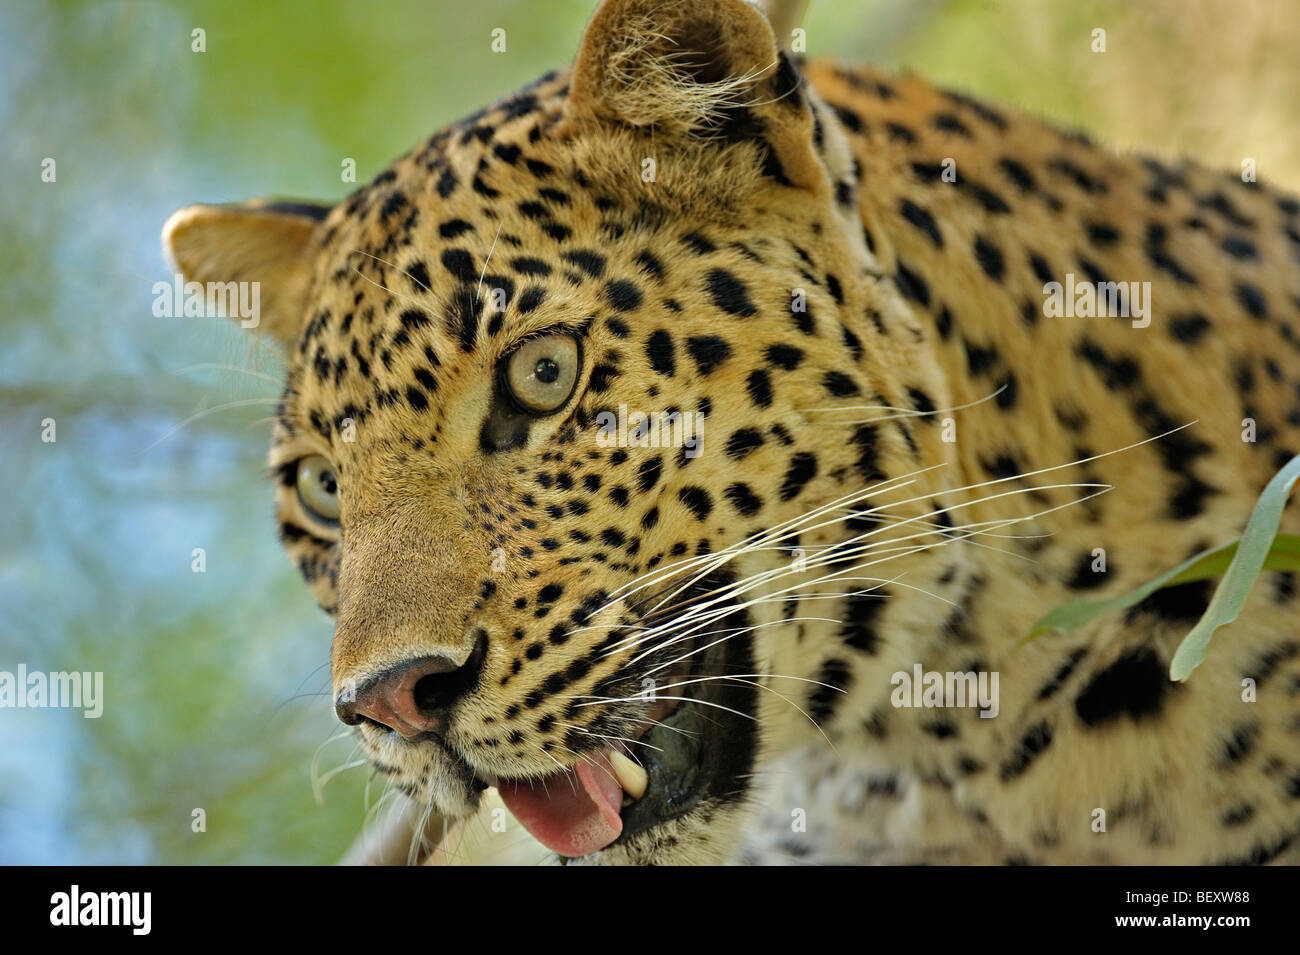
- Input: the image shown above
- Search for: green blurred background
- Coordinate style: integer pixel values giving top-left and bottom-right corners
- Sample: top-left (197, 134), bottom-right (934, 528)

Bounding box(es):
top-left (2, 0), bottom-right (1296, 864)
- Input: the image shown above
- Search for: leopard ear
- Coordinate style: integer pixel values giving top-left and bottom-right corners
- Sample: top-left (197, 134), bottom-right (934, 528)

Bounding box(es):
top-left (161, 200), bottom-right (330, 348)
top-left (565, 0), bottom-right (821, 190)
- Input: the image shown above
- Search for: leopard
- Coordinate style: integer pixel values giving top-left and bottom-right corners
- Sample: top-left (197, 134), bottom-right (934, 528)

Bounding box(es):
top-left (162, 0), bottom-right (1300, 865)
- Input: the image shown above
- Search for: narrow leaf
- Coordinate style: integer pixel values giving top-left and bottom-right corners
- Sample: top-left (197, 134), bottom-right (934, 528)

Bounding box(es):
top-left (1169, 454), bottom-right (1300, 681)
top-left (1019, 533), bottom-right (1300, 646)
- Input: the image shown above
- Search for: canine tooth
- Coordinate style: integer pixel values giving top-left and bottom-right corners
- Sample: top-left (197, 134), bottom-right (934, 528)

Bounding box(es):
top-left (609, 750), bottom-right (647, 799)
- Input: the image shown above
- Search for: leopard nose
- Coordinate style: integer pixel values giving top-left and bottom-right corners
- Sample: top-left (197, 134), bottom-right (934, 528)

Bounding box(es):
top-left (335, 639), bottom-right (486, 738)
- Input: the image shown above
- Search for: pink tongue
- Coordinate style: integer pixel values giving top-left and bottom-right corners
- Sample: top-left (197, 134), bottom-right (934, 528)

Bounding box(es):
top-left (497, 747), bottom-right (625, 857)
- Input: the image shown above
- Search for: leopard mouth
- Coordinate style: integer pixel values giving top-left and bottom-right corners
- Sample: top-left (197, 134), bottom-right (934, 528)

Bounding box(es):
top-left (490, 607), bottom-right (759, 860)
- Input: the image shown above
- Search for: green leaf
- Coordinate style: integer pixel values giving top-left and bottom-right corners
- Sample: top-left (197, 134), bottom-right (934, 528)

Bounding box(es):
top-left (1019, 454), bottom-right (1300, 679)
top-left (1169, 453), bottom-right (1300, 681)
top-left (1019, 535), bottom-right (1299, 645)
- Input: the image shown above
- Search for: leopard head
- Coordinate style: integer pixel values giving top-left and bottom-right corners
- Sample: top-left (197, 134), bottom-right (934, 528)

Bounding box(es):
top-left (163, 0), bottom-right (951, 864)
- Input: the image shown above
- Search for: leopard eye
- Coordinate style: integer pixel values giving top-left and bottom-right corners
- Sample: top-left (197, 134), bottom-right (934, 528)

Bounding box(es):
top-left (296, 454), bottom-right (340, 524)
top-left (505, 333), bottom-right (580, 414)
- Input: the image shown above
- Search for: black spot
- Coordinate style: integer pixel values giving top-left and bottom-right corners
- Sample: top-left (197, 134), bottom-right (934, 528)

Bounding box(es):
top-left (471, 173), bottom-right (500, 199)
top-left (838, 590), bottom-right (885, 654)
top-left (886, 122), bottom-right (917, 143)
top-left (1219, 804), bottom-right (1256, 827)
top-left (779, 452), bottom-right (818, 501)
top-left (441, 248), bottom-right (477, 282)
top-left (686, 335), bottom-right (731, 375)
top-left (1067, 550), bottom-right (1109, 590)
top-left (1075, 338), bottom-right (1141, 389)
top-left (999, 721), bottom-right (1053, 781)
top-left (907, 387), bottom-right (936, 416)
top-left (1075, 648), bottom-right (1172, 727)
top-left (510, 257), bottom-right (551, 276)
top-left (677, 486), bottom-right (713, 521)
top-left (414, 368), bottom-right (438, 392)
top-left (747, 368), bottom-right (773, 408)
top-left (399, 308), bottom-right (431, 331)
top-left (562, 249), bottom-right (605, 278)
top-left (1218, 722), bottom-right (1259, 766)
top-left (999, 157), bottom-right (1037, 191)
top-left (682, 231), bottom-right (715, 254)
top-left (757, 344), bottom-right (803, 373)
top-left (994, 373), bottom-right (1017, 409)
top-left (379, 191), bottom-right (408, 220)
top-left (706, 269), bottom-right (758, 317)
top-left (1085, 221), bottom-right (1121, 246)
top-left (1169, 477), bottom-right (1218, 520)
top-left (1235, 282), bottom-right (1268, 319)
top-left (1221, 235), bottom-right (1258, 260)
top-left (1169, 313), bottom-right (1212, 343)
top-left (1145, 222), bottom-right (1198, 284)
top-left (447, 286), bottom-right (480, 351)
top-left (517, 286), bottom-right (546, 313)
top-left (935, 307), bottom-right (953, 338)
top-left (491, 142), bottom-right (521, 164)
top-left (963, 180), bottom-right (1010, 214)
top-left (1037, 648), bottom-right (1087, 701)
top-left (1028, 252), bottom-right (1054, 284)
top-left (924, 720), bottom-right (958, 739)
top-left (726, 427), bottom-right (764, 460)
top-left (636, 456), bottom-right (662, 493)
top-left (439, 218), bottom-right (474, 239)
top-left (1243, 641), bottom-right (1298, 688)
top-left (1048, 157), bottom-right (1107, 194)
top-left (830, 103), bottom-right (863, 132)
top-left (645, 330), bottom-right (676, 376)
top-left (634, 250), bottom-right (664, 280)
top-left (1124, 578), bottom-right (1212, 625)
top-left (808, 658), bottom-right (853, 724)
top-left (849, 425), bottom-right (883, 481)
top-left (894, 260), bottom-right (931, 306)
top-left (588, 363), bottom-right (617, 393)
top-left (973, 235), bottom-right (1005, 280)
top-left (841, 325), bottom-right (863, 359)
top-left (932, 112), bottom-right (972, 137)
top-left (899, 199), bottom-right (943, 247)
top-left (405, 261), bottom-right (431, 293)
top-left (823, 371), bottom-right (860, 397)
top-left (604, 279), bottom-right (643, 311)
top-left (723, 483), bottom-right (762, 516)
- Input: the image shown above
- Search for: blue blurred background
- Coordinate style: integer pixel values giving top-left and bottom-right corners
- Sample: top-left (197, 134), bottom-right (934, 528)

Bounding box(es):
top-left (2, 0), bottom-right (1296, 863)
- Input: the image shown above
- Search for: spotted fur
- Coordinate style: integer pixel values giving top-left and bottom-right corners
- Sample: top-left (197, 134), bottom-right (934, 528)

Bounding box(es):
top-left (164, 0), bottom-right (1300, 864)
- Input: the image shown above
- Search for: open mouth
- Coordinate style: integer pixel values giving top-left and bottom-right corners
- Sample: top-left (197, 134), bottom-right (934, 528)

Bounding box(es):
top-left (493, 601), bottom-right (759, 860)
